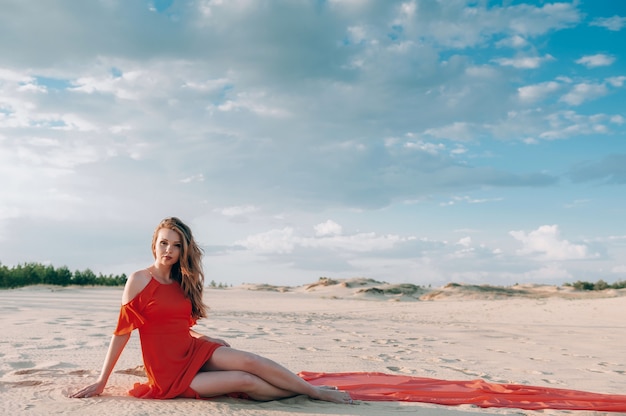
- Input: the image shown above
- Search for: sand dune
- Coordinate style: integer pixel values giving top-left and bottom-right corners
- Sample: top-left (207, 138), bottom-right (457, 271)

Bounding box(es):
top-left (246, 277), bottom-right (626, 301)
top-left (1, 280), bottom-right (625, 415)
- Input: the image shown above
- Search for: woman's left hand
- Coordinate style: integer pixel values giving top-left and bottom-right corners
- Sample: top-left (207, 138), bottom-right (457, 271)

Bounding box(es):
top-left (202, 336), bottom-right (230, 347)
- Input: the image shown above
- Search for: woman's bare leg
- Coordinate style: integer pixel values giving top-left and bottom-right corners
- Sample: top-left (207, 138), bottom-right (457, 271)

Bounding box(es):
top-left (201, 347), bottom-right (353, 404)
top-left (189, 370), bottom-right (296, 401)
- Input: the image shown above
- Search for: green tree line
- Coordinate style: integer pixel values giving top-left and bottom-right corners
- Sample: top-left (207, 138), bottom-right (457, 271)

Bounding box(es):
top-left (0, 262), bottom-right (127, 289)
top-left (563, 279), bottom-right (626, 291)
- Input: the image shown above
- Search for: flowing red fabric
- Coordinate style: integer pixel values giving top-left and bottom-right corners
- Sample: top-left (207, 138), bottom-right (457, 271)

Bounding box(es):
top-left (299, 371), bottom-right (626, 412)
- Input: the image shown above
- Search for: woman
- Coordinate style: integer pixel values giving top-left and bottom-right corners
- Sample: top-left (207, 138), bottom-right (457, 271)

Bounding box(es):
top-left (70, 217), bottom-right (353, 404)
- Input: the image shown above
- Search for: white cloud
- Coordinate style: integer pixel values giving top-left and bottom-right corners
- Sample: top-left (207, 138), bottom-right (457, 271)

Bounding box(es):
top-left (180, 174), bottom-right (205, 184)
top-left (575, 54), bottom-right (616, 68)
top-left (216, 205), bottom-right (258, 217)
top-left (610, 115), bottom-right (625, 124)
top-left (590, 15), bottom-right (626, 31)
top-left (56, 113), bottom-right (98, 131)
top-left (308, 232), bottom-right (405, 252)
top-left (10, 137), bottom-right (102, 169)
top-left (493, 54), bottom-right (554, 69)
top-left (607, 76), bottom-right (626, 87)
top-left (511, 264), bottom-right (573, 282)
top-left (518, 81), bottom-right (560, 102)
top-left (509, 225), bottom-right (594, 260)
top-left (538, 110), bottom-right (613, 140)
top-left (450, 146), bottom-right (467, 155)
top-left (72, 67), bottom-right (181, 101)
top-left (314, 220), bottom-right (343, 237)
top-left (424, 122), bottom-right (475, 141)
top-left (216, 91), bottom-right (290, 117)
top-left (508, 3), bottom-right (581, 36)
top-left (457, 236), bottom-right (472, 247)
top-left (560, 82), bottom-right (608, 105)
top-left (346, 25), bottom-right (368, 45)
top-left (441, 195), bottom-right (503, 206)
top-left (496, 35), bottom-right (529, 49)
top-left (313, 232), bottom-right (402, 252)
top-left (236, 227), bottom-right (296, 254)
top-left (17, 82), bottom-right (47, 93)
top-left (236, 222), bottom-right (409, 256)
top-left (183, 77), bottom-right (231, 92)
top-left (404, 140), bottom-right (445, 155)
top-left (0, 68), bottom-right (33, 83)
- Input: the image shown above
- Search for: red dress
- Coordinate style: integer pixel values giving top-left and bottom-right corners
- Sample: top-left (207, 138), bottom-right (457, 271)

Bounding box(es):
top-left (114, 276), bottom-right (223, 399)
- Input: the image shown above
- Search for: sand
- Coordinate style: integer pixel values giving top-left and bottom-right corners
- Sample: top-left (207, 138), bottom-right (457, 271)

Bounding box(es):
top-left (1, 278), bottom-right (625, 415)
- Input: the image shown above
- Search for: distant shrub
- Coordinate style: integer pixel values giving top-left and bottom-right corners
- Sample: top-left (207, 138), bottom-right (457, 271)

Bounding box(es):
top-left (564, 279), bottom-right (626, 291)
top-left (613, 280), bottom-right (626, 289)
top-left (208, 280), bottom-right (231, 289)
top-left (594, 280), bottom-right (609, 290)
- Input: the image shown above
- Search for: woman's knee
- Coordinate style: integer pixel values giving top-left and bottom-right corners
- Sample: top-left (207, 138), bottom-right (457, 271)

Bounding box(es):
top-left (239, 352), bottom-right (268, 372)
top-left (235, 371), bottom-right (265, 392)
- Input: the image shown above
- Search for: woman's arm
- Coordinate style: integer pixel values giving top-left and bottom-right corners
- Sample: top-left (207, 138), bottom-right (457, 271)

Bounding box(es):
top-left (70, 332), bottom-right (131, 398)
top-left (70, 271), bottom-right (148, 398)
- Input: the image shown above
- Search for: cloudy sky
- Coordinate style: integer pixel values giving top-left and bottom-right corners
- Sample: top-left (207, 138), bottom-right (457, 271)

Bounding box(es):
top-left (1, 0), bottom-right (625, 287)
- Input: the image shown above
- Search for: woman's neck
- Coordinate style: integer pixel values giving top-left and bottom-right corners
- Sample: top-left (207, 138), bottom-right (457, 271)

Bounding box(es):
top-left (150, 263), bottom-right (172, 284)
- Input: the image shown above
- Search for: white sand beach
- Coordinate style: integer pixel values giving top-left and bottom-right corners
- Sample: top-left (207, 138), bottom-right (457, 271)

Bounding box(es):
top-left (1, 278), bottom-right (625, 415)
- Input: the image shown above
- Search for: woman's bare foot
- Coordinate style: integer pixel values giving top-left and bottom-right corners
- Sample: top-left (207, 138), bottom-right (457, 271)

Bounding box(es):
top-left (312, 386), bottom-right (354, 404)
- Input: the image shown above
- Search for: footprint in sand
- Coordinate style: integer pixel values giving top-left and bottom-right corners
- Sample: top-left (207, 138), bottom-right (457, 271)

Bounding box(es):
top-left (528, 369), bottom-right (553, 376)
top-left (358, 355), bottom-right (384, 362)
top-left (115, 366), bottom-right (146, 377)
top-left (8, 361), bottom-right (36, 370)
top-left (2, 380), bottom-right (45, 387)
top-left (438, 358), bottom-right (461, 363)
top-left (13, 369), bottom-right (45, 375)
top-left (598, 361), bottom-right (625, 375)
top-left (38, 342), bottom-right (67, 350)
top-left (529, 357), bottom-right (551, 362)
top-left (486, 348), bottom-right (509, 354)
top-left (387, 366), bottom-right (415, 374)
top-left (339, 345), bottom-right (363, 350)
top-left (541, 378), bottom-right (561, 385)
top-left (68, 369), bottom-right (94, 376)
top-left (13, 368), bottom-right (64, 377)
top-left (298, 346), bottom-right (322, 352)
top-left (586, 368), bottom-right (609, 374)
top-left (372, 339), bottom-right (399, 345)
top-left (442, 366), bottom-right (491, 379)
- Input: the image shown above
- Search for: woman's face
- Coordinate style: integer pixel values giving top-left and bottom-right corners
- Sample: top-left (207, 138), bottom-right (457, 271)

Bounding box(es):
top-left (154, 228), bottom-right (182, 267)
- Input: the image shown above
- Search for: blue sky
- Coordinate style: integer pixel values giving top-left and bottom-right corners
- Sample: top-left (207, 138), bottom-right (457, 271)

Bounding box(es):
top-left (1, 0), bottom-right (625, 287)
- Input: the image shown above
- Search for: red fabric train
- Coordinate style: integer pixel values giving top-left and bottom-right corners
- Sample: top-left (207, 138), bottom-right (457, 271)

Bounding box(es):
top-left (299, 371), bottom-right (626, 412)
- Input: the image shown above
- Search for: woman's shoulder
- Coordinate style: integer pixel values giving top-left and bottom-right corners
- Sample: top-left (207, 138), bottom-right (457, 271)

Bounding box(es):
top-left (122, 268), bottom-right (153, 305)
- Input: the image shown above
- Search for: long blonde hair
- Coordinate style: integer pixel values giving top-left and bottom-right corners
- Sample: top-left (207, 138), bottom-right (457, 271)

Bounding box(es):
top-left (151, 217), bottom-right (208, 320)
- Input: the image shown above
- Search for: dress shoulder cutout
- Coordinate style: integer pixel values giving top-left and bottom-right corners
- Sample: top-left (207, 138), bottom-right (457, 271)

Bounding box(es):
top-left (122, 269), bottom-right (154, 305)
